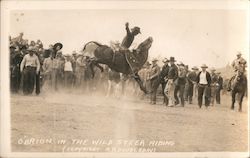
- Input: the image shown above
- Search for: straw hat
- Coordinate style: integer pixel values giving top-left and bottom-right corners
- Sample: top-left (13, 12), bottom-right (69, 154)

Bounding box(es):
top-left (201, 64), bottom-right (208, 68)
top-left (191, 66), bottom-right (199, 70)
top-left (162, 58), bottom-right (169, 63)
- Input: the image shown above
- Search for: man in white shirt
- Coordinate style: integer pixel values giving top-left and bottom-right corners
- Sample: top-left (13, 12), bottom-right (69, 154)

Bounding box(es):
top-left (20, 46), bottom-right (40, 95)
top-left (75, 54), bottom-right (86, 87)
top-left (196, 64), bottom-right (211, 108)
top-left (42, 52), bottom-right (56, 90)
top-left (64, 54), bottom-right (73, 88)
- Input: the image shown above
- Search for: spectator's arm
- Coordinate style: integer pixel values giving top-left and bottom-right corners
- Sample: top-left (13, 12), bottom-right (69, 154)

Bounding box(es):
top-left (36, 55), bottom-right (40, 72)
top-left (20, 55), bottom-right (26, 72)
top-left (42, 59), bottom-right (47, 71)
top-left (196, 72), bottom-right (200, 84)
top-left (174, 67), bottom-right (179, 80)
top-left (220, 78), bottom-right (223, 90)
top-left (150, 67), bottom-right (160, 80)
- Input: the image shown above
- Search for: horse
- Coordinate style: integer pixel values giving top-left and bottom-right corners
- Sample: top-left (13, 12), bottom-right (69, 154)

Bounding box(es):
top-left (229, 71), bottom-right (247, 112)
top-left (82, 37), bottom-right (153, 93)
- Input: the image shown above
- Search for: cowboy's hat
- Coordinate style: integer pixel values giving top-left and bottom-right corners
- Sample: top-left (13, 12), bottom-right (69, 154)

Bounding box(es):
top-left (72, 51), bottom-right (77, 55)
top-left (237, 51), bottom-right (242, 56)
top-left (144, 61), bottom-right (151, 67)
top-left (191, 66), bottom-right (199, 70)
top-left (169, 57), bottom-right (176, 62)
top-left (64, 54), bottom-right (71, 57)
top-left (9, 45), bottom-right (16, 49)
top-left (131, 26), bottom-right (141, 34)
top-left (201, 64), bottom-right (208, 68)
top-left (53, 43), bottom-right (63, 50)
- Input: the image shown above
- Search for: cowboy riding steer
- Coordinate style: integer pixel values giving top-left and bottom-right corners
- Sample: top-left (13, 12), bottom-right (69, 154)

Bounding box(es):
top-left (81, 37), bottom-right (153, 93)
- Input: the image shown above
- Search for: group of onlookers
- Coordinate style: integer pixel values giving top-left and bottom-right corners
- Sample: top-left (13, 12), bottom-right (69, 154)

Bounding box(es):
top-left (136, 51), bottom-right (246, 108)
top-left (10, 33), bottom-right (107, 95)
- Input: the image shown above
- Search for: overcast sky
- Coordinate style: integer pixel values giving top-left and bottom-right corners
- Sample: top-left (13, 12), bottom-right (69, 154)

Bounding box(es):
top-left (10, 9), bottom-right (247, 68)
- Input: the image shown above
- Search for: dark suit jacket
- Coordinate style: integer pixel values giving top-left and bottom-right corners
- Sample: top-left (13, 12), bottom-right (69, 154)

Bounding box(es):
top-left (217, 76), bottom-right (223, 90)
top-left (159, 64), bottom-right (169, 82)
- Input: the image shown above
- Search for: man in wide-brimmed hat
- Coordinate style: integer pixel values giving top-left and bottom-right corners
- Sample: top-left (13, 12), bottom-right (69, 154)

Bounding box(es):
top-left (64, 54), bottom-right (73, 88)
top-left (52, 42), bottom-right (63, 58)
top-left (156, 58), bottom-right (170, 105)
top-left (164, 57), bottom-right (178, 107)
top-left (148, 58), bottom-right (160, 104)
top-left (121, 22), bottom-right (141, 49)
top-left (54, 42), bottom-right (63, 50)
top-left (186, 66), bottom-right (199, 104)
top-left (215, 72), bottom-right (223, 104)
top-left (209, 67), bottom-right (218, 106)
top-left (20, 46), bottom-right (40, 95)
top-left (75, 52), bottom-right (87, 88)
top-left (196, 64), bottom-right (211, 108)
top-left (174, 62), bottom-right (187, 106)
top-left (10, 43), bottom-right (24, 93)
top-left (138, 61), bottom-right (151, 98)
top-left (71, 51), bottom-right (78, 87)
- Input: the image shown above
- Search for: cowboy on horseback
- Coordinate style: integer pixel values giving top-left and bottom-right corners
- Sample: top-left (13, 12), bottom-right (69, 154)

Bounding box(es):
top-left (228, 51), bottom-right (247, 91)
top-left (231, 51), bottom-right (247, 73)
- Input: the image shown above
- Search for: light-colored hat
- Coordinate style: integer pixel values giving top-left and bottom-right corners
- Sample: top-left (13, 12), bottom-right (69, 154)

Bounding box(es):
top-left (177, 62), bottom-right (185, 67)
top-left (114, 40), bottom-right (120, 45)
top-left (162, 58), bottom-right (169, 63)
top-left (216, 72), bottom-right (221, 74)
top-left (192, 66), bottom-right (199, 70)
top-left (144, 61), bottom-right (151, 67)
top-left (237, 51), bottom-right (242, 56)
top-left (72, 51), bottom-right (77, 55)
top-left (152, 58), bottom-right (158, 62)
top-left (64, 54), bottom-right (71, 57)
top-left (210, 67), bottom-right (216, 71)
top-left (201, 64), bottom-right (208, 68)
top-left (27, 46), bottom-right (36, 52)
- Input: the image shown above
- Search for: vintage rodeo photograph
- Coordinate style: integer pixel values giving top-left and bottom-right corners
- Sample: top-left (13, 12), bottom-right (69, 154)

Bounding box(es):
top-left (0, 0), bottom-right (249, 158)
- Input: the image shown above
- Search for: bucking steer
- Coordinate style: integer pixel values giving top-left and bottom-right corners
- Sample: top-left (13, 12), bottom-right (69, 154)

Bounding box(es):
top-left (81, 37), bottom-right (153, 93)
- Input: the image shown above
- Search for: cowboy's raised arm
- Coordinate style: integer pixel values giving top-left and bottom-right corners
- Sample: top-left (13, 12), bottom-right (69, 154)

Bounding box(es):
top-left (125, 22), bottom-right (131, 35)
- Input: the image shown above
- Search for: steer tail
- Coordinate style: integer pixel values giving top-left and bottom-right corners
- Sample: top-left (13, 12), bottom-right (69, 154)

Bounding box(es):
top-left (82, 41), bottom-right (104, 58)
top-left (82, 41), bottom-right (103, 52)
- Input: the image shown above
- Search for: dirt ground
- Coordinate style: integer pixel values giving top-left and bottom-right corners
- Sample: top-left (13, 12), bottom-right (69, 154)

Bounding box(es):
top-left (11, 90), bottom-right (248, 152)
